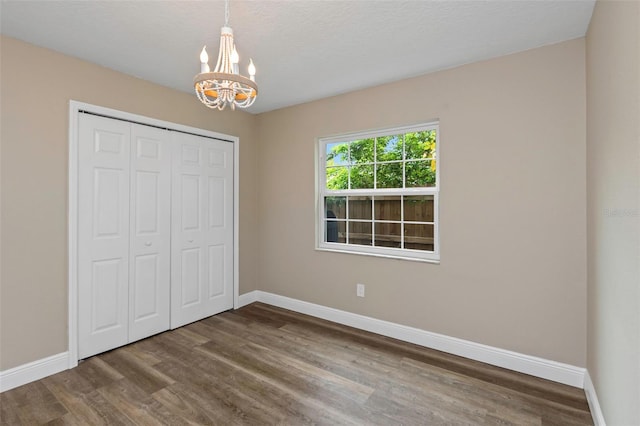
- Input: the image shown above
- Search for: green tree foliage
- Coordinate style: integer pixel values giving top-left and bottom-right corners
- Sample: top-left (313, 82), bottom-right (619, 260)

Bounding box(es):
top-left (326, 131), bottom-right (436, 190)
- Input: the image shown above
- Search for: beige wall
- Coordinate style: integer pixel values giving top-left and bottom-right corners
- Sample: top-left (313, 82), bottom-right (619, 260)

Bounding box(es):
top-left (1, 35), bottom-right (589, 373)
top-left (586, 1), bottom-right (640, 424)
top-left (256, 39), bottom-right (587, 366)
top-left (0, 36), bottom-right (258, 370)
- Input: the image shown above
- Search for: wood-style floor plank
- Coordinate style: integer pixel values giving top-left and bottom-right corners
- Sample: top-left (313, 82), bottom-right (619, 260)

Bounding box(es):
top-left (0, 302), bottom-right (593, 425)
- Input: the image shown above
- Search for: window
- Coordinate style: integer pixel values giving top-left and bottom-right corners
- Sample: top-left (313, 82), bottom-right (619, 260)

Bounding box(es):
top-left (317, 122), bottom-right (439, 262)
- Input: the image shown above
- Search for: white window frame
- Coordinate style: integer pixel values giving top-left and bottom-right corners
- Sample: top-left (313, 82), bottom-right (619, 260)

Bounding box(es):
top-left (316, 122), bottom-right (440, 263)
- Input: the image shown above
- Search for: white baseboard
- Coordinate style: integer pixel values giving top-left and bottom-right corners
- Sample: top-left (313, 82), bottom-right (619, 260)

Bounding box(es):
top-left (0, 352), bottom-right (69, 393)
top-left (237, 290), bottom-right (260, 308)
top-left (243, 290), bottom-right (586, 388)
top-left (584, 371), bottom-right (606, 425)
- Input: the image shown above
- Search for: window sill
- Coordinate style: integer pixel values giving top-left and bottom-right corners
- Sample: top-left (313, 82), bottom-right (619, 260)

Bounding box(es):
top-left (315, 246), bottom-right (440, 264)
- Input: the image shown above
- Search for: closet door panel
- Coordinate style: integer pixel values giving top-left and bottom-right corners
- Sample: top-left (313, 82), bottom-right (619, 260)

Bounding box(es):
top-left (181, 174), bottom-right (201, 230)
top-left (171, 133), bottom-right (233, 328)
top-left (129, 124), bottom-right (171, 342)
top-left (208, 244), bottom-right (225, 298)
top-left (91, 259), bottom-right (125, 331)
top-left (181, 247), bottom-right (202, 306)
top-left (132, 254), bottom-right (160, 318)
top-left (171, 133), bottom-right (207, 327)
top-left (78, 114), bottom-right (131, 359)
top-left (204, 142), bottom-right (234, 313)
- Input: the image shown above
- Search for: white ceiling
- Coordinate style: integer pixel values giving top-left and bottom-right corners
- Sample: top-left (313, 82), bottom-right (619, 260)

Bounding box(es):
top-left (1, 0), bottom-right (595, 114)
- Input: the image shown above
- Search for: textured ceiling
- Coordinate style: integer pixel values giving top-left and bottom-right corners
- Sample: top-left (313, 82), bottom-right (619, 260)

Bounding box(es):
top-left (1, 0), bottom-right (595, 114)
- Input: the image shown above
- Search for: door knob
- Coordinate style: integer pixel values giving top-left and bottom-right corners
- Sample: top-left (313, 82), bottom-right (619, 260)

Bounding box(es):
top-left (145, 241), bottom-right (152, 246)
top-left (188, 239), bottom-right (194, 243)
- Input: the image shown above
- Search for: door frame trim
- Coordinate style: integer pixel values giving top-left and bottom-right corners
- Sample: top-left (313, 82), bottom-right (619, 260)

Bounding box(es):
top-left (67, 100), bottom-right (240, 368)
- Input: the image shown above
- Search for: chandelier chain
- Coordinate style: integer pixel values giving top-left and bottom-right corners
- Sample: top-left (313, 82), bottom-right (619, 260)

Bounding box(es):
top-left (224, 0), bottom-right (230, 26)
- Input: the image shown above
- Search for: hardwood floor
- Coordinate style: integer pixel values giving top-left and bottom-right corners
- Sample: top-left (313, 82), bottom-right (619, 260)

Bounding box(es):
top-left (1, 303), bottom-right (593, 425)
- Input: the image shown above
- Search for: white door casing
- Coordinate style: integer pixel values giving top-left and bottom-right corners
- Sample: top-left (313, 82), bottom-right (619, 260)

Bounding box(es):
top-left (78, 114), bottom-right (131, 359)
top-left (170, 131), bottom-right (234, 328)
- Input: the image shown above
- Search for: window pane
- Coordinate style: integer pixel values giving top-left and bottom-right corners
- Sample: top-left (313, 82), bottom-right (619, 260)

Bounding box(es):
top-left (375, 162), bottom-right (402, 189)
top-left (326, 166), bottom-right (349, 190)
top-left (376, 135), bottom-right (403, 162)
top-left (404, 223), bottom-right (434, 251)
top-left (326, 142), bottom-right (350, 166)
top-left (405, 130), bottom-right (436, 160)
top-left (374, 222), bottom-right (401, 248)
top-left (348, 196), bottom-right (372, 220)
top-left (350, 138), bottom-right (375, 164)
top-left (349, 221), bottom-right (372, 246)
top-left (405, 160), bottom-right (436, 188)
top-left (325, 220), bottom-right (346, 243)
top-left (350, 164), bottom-right (374, 189)
top-left (374, 196), bottom-right (401, 221)
top-left (403, 195), bottom-right (434, 222)
top-left (325, 196), bottom-right (346, 219)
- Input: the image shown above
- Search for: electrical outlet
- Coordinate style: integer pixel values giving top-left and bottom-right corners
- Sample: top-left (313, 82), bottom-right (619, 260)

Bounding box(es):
top-left (356, 283), bottom-right (365, 297)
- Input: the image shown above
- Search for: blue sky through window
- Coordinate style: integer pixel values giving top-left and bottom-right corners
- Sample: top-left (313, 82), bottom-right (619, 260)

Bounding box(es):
top-left (326, 142), bottom-right (349, 166)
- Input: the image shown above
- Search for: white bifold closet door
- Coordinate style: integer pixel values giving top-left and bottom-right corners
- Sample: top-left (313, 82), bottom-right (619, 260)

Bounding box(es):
top-left (170, 131), bottom-right (234, 328)
top-left (78, 114), bottom-right (171, 359)
top-left (78, 115), bottom-right (132, 358)
top-left (128, 124), bottom-right (172, 341)
top-left (78, 112), bottom-right (234, 359)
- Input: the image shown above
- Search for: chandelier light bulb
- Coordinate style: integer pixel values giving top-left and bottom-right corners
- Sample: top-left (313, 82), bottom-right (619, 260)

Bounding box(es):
top-left (231, 45), bottom-right (239, 74)
top-left (248, 59), bottom-right (256, 81)
top-left (200, 46), bottom-right (210, 73)
top-left (231, 46), bottom-right (239, 64)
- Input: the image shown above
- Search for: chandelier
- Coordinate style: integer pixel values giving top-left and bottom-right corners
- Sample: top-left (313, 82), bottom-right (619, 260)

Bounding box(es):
top-left (194, 0), bottom-right (258, 110)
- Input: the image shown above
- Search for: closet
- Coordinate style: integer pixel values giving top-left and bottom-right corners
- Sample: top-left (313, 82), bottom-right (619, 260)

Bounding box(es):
top-left (77, 113), bottom-right (234, 359)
